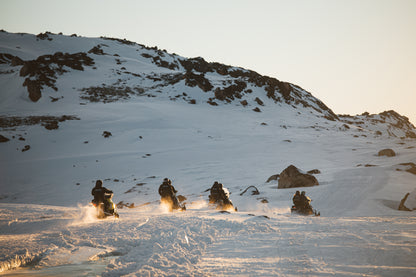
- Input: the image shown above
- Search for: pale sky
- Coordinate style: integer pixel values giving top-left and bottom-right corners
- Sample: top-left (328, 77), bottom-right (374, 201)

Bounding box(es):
top-left (1, 0), bottom-right (415, 124)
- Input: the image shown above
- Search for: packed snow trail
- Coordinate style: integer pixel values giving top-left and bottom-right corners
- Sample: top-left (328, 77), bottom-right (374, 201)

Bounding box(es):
top-left (1, 203), bottom-right (416, 276)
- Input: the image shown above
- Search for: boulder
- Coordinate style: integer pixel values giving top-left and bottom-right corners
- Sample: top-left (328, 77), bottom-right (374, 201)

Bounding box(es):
top-left (278, 165), bottom-right (319, 189)
top-left (378, 149), bottom-right (396, 157)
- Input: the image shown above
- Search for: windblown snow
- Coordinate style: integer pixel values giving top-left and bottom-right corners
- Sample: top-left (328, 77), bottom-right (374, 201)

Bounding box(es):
top-left (0, 31), bottom-right (415, 276)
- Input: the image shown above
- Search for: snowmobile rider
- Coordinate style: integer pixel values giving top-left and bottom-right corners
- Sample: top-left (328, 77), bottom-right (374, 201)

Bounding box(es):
top-left (292, 190), bottom-right (302, 208)
top-left (158, 178), bottom-right (181, 209)
top-left (299, 191), bottom-right (311, 211)
top-left (209, 181), bottom-right (231, 205)
top-left (158, 178), bottom-right (177, 197)
top-left (91, 180), bottom-right (113, 206)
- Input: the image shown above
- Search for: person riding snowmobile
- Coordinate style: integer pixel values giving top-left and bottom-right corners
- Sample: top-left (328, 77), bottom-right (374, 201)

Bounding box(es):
top-left (158, 178), bottom-right (185, 211)
top-left (299, 191), bottom-right (311, 211)
top-left (292, 190), bottom-right (302, 209)
top-left (91, 180), bottom-right (119, 218)
top-left (209, 181), bottom-right (235, 210)
top-left (291, 190), bottom-right (319, 216)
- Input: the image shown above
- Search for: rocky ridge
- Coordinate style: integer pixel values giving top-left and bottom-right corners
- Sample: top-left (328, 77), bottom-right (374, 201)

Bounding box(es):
top-left (0, 30), bottom-right (415, 140)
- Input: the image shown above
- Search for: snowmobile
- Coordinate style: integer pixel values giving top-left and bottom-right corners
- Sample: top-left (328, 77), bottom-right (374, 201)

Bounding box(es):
top-left (92, 192), bottom-right (120, 219)
top-left (208, 188), bottom-right (237, 212)
top-left (209, 198), bottom-right (237, 211)
top-left (291, 204), bottom-right (320, 216)
top-left (160, 194), bottom-right (186, 212)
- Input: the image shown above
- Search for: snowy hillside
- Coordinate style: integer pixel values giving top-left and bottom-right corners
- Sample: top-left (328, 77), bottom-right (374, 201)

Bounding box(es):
top-left (1, 31), bottom-right (416, 276)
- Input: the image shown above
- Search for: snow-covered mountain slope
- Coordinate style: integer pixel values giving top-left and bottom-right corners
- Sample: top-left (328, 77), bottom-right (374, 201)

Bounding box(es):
top-left (1, 31), bottom-right (416, 276)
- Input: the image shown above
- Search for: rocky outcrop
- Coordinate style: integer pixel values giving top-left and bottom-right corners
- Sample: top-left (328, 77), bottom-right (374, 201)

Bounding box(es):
top-left (278, 165), bottom-right (319, 189)
top-left (0, 53), bottom-right (24, 66)
top-left (19, 52), bottom-right (94, 101)
top-left (214, 81), bottom-right (246, 102)
top-left (378, 149), bottom-right (396, 157)
top-left (339, 110), bottom-right (416, 139)
top-left (183, 71), bottom-right (213, 92)
top-left (0, 115), bottom-right (80, 130)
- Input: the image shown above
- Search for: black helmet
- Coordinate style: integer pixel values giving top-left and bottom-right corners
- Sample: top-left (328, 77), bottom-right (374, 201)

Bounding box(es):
top-left (301, 191), bottom-right (305, 195)
top-left (163, 178), bottom-right (171, 185)
top-left (295, 190), bottom-right (300, 195)
top-left (96, 180), bottom-right (103, 187)
top-left (214, 181), bottom-right (219, 185)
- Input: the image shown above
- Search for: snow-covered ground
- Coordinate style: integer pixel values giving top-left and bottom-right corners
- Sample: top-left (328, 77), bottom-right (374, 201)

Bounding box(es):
top-left (1, 31), bottom-right (416, 276)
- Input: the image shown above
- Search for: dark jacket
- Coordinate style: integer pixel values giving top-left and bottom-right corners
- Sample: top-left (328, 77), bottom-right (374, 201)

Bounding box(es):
top-left (293, 193), bottom-right (301, 208)
top-left (159, 182), bottom-right (177, 197)
top-left (92, 186), bottom-right (113, 203)
top-left (299, 194), bottom-right (311, 209)
top-left (209, 183), bottom-right (228, 203)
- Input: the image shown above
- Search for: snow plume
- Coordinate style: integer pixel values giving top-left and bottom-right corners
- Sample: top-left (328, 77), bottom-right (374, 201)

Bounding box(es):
top-left (159, 198), bottom-right (174, 214)
top-left (187, 198), bottom-right (209, 210)
top-left (72, 203), bottom-right (98, 225)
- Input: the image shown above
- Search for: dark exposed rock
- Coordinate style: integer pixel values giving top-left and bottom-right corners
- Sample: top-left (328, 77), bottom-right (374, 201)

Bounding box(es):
top-left (398, 193), bottom-right (411, 211)
top-left (179, 57), bottom-right (212, 73)
top-left (0, 53), bottom-right (24, 65)
top-left (42, 120), bottom-right (59, 130)
top-left (307, 169), bottom-right (321, 174)
top-left (240, 100), bottom-right (248, 106)
top-left (207, 99), bottom-right (218, 106)
top-left (183, 71), bottom-right (213, 92)
top-left (88, 45), bottom-right (106, 55)
top-left (254, 97), bottom-right (264, 106)
top-left (80, 85), bottom-right (142, 103)
top-left (396, 163), bottom-right (416, 175)
top-left (0, 115), bottom-right (79, 129)
top-left (378, 149), bottom-right (396, 157)
top-left (240, 186), bottom-right (260, 196)
top-left (214, 81), bottom-right (246, 102)
top-left (23, 78), bottom-right (42, 101)
top-left (36, 32), bottom-right (52, 41)
top-left (19, 52), bottom-right (94, 101)
top-left (266, 174), bottom-right (279, 183)
top-left (100, 36), bottom-right (136, 46)
top-left (0, 135), bottom-right (10, 142)
top-left (253, 107), bottom-right (261, 113)
top-left (151, 55), bottom-right (179, 70)
top-left (278, 165), bottom-right (319, 189)
top-left (102, 131), bottom-right (112, 138)
top-left (21, 145), bottom-right (30, 152)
